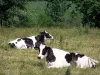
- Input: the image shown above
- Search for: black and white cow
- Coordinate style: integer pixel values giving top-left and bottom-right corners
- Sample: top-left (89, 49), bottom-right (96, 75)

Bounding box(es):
top-left (35, 43), bottom-right (99, 68)
top-left (8, 31), bottom-right (53, 49)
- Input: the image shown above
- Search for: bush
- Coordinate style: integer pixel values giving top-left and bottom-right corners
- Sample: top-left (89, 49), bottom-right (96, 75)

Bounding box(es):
top-left (46, 0), bottom-right (67, 22)
top-left (67, 0), bottom-right (100, 28)
top-left (0, 0), bottom-right (27, 27)
top-left (37, 14), bottom-right (54, 27)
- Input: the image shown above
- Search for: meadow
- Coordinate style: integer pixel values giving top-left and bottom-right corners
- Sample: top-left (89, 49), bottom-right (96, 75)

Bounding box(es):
top-left (0, 27), bottom-right (100, 75)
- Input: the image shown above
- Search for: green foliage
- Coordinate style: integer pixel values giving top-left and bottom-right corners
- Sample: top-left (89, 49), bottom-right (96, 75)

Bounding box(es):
top-left (25, 1), bottom-right (47, 27)
top-left (37, 14), bottom-right (54, 27)
top-left (1, 0), bottom-right (99, 28)
top-left (0, 0), bottom-right (27, 27)
top-left (67, 0), bottom-right (100, 28)
top-left (37, 14), bottom-right (67, 27)
top-left (46, 0), bottom-right (67, 22)
top-left (25, 1), bottom-right (83, 28)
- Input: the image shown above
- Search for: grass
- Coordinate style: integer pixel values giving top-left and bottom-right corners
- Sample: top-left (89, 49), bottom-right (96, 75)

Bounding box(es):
top-left (0, 27), bottom-right (100, 75)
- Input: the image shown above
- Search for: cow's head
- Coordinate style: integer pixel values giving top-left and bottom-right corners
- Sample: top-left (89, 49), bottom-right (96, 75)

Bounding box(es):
top-left (40, 31), bottom-right (54, 40)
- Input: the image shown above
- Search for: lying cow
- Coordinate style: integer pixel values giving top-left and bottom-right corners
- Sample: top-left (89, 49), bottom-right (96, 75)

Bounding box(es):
top-left (35, 43), bottom-right (99, 68)
top-left (8, 31), bottom-right (53, 49)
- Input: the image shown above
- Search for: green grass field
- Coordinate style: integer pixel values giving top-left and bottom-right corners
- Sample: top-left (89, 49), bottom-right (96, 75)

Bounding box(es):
top-left (0, 28), bottom-right (100, 75)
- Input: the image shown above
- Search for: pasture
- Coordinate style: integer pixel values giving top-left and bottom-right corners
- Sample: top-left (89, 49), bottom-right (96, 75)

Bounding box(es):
top-left (0, 28), bottom-right (100, 75)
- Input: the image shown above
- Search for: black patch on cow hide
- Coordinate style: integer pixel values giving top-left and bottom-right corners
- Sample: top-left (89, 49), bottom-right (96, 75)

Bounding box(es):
top-left (65, 52), bottom-right (85, 63)
top-left (43, 46), bottom-right (56, 62)
top-left (22, 38), bottom-right (33, 48)
top-left (35, 35), bottom-right (45, 44)
top-left (34, 42), bottom-right (41, 52)
top-left (75, 53), bottom-right (84, 65)
top-left (17, 38), bottom-right (21, 41)
top-left (76, 54), bottom-right (84, 58)
top-left (65, 52), bottom-right (76, 63)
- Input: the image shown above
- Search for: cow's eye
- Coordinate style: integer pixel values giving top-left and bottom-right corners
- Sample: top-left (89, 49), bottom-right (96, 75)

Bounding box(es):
top-left (16, 42), bottom-right (17, 44)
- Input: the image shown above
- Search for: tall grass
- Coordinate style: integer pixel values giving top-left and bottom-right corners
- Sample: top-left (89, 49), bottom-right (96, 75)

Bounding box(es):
top-left (0, 27), bottom-right (100, 75)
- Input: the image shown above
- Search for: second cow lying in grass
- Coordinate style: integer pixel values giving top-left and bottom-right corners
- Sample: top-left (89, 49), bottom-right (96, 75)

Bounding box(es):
top-left (8, 31), bottom-right (53, 49)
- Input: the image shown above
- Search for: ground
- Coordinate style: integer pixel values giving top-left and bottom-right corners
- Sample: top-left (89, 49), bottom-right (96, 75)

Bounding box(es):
top-left (0, 27), bottom-right (100, 75)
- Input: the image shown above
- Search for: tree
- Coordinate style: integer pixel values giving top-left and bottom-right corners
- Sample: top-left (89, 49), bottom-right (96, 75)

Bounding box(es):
top-left (46, 0), bottom-right (67, 22)
top-left (67, 0), bottom-right (100, 27)
top-left (0, 0), bottom-right (27, 27)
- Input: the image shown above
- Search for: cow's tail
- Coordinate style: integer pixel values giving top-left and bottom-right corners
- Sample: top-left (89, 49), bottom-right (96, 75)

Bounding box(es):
top-left (88, 57), bottom-right (99, 68)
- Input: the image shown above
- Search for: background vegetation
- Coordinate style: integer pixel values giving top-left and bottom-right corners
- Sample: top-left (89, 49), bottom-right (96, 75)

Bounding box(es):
top-left (0, 0), bottom-right (29, 27)
top-left (0, 28), bottom-right (100, 75)
top-left (0, 0), bottom-right (100, 27)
